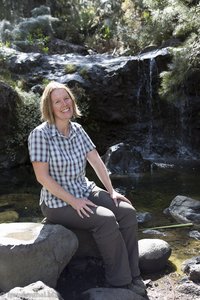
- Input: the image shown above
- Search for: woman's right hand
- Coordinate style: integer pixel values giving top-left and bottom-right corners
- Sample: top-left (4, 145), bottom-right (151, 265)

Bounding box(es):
top-left (70, 197), bottom-right (97, 218)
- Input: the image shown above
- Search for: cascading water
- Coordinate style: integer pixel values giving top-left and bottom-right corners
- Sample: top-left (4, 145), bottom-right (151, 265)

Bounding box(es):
top-left (176, 97), bottom-right (193, 158)
top-left (135, 53), bottom-right (161, 159)
top-left (0, 3), bottom-right (199, 162)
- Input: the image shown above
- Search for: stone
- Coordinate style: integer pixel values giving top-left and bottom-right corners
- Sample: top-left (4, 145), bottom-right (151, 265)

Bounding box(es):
top-left (0, 281), bottom-right (63, 300)
top-left (138, 238), bottom-right (171, 273)
top-left (176, 280), bottom-right (200, 297)
top-left (136, 212), bottom-right (152, 224)
top-left (182, 256), bottom-right (200, 283)
top-left (103, 143), bottom-right (151, 175)
top-left (42, 217), bottom-right (100, 258)
top-left (72, 228), bottom-right (100, 258)
top-left (188, 230), bottom-right (200, 240)
top-left (0, 222), bottom-right (78, 292)
top-left (168, 195), bottom-right (200, 226)
top-left (82, 287), bottom-right (146, 300)
top-left (0, 211), bottom-right (19, 222)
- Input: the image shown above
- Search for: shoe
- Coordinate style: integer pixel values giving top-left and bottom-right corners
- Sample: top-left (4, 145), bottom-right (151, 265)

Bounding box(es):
top-left (132, 275), bottom-right (146, 289)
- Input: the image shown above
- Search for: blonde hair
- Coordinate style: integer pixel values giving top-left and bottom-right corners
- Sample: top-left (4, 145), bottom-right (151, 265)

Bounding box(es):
top-left (40, 81), bottom-right (82, 124)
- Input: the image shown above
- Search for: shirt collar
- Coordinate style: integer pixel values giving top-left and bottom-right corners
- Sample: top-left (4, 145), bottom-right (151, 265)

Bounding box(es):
top-left (47, 121), bottom-right (76, 139)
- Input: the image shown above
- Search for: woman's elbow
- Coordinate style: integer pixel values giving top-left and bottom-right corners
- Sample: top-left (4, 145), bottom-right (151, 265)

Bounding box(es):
top-left (34, 174), bottom-right (45, 186)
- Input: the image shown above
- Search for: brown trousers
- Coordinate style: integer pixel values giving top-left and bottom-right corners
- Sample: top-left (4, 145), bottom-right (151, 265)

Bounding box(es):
top-left (41, 186), bottom-right (140, 286)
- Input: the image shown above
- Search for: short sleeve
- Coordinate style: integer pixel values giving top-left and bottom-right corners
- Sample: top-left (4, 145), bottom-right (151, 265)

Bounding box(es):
top-left (28, 128), bottom-right (50, 162)
top-left (79, 126), bottom-right (96, 153)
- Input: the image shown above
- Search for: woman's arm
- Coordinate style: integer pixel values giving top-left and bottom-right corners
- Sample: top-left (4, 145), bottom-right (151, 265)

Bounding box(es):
top-left (87, 149), bottom-right (131, 206)
top-left (32, 161), bottom-right (96, 218)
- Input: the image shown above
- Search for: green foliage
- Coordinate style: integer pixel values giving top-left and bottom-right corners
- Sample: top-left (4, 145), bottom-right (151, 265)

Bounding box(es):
top-left (12, 88), bottom-right (41, 147)
top-left (134, 0), bottom-right (200, 100)
top-left (71, 84), bottom-right (90, 118)
top-left (1, 0), bottom-right (200, 101)
top-left (27, 29), bottom-right (50, 53)
top-left (160, 32), bottom-right (200, 100)
top-left (52, 0), bottom-right (124, 52)
top-left (64, 64), bottom-right (78, 74)
top-left (79, 66), bottom-right (90, 79)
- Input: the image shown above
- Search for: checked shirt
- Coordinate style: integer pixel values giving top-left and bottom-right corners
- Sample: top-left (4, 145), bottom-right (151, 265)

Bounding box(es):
top-left (28, 121), bottom-right (96, 208)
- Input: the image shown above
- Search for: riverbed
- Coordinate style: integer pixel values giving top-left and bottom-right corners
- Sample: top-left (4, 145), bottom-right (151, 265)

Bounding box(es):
top-left (111, 160), bottom-right (200, 273)
top-left (1, 160), bottom-right (200, 274)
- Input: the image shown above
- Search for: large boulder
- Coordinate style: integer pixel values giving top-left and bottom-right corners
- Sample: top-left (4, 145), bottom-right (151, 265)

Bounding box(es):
top-left (103, 143), bottom-right (151, 175)
top-left (0, 222), bottom-right (78, 292)
top-left (72, 229), bottom-right (100, 258)
top-left (138, 239), bottom-right (171, 273)
top-left (0, 281), bottom-right (63, 300)
top-left (168, 195), bottom-right (200, 226)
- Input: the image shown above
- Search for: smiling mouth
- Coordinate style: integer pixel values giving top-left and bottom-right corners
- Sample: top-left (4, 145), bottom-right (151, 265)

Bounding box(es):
top-left (62, 108), bottom-right (70, 112)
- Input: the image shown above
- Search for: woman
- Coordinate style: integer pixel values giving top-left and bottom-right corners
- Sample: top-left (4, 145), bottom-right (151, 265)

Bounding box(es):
top-left (28, 81), bottom-right (146, 296)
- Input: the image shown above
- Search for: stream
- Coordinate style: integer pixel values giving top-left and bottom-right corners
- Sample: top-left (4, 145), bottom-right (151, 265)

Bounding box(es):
top-left (111, 160), bottom-right (200, 273)
top-left (1, 159), bottom-right (200, 274)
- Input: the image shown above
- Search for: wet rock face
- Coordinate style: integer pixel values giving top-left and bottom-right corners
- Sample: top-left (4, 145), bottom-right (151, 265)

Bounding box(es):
top-left (0, 82), bottom-right (29, 169)
top-left (103, 143), bottom-right (151, 175)
top-left (0, 12), bottom-right (199, 166)
top-left (0, 81), bottom-right (20, 134)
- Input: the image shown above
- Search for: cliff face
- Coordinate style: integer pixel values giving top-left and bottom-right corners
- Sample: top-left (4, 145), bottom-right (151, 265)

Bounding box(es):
top-left (0, 4), bottom-right (200, 173)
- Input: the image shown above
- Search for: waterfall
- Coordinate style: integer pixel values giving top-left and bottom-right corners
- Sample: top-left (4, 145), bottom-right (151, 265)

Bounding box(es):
top-left (145, 58), bottom-right (155, 155)
top-left (177, 97), bottom-right (193, 158)
top-left (136, 54), bottom-right (158, 158)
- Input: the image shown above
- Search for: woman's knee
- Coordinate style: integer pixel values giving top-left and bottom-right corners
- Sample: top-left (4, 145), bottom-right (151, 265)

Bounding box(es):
top-left (118, 202), bottom-right (138, 225)
top-left (93, 206), bottom-right (119, 235)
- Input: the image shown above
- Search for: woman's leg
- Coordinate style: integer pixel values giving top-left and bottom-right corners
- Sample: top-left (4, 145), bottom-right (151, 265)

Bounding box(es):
top-left (88, 186), bottom-right (141, 279)
top-left (41, 200), bottom-right (132, 286)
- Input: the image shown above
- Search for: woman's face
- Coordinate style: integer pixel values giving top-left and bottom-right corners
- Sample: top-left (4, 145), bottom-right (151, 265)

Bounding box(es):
top-left (51, 88), bottom-right (74, 122)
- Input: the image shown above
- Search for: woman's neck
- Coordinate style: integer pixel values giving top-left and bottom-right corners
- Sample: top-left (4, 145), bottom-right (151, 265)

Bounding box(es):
top-left (55, 120), bottom-right (70, 137)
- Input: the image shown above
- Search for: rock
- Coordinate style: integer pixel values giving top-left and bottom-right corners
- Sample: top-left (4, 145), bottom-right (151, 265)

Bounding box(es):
top-left (0, 210), bottom-right (19, 222)
top-left (42, 217), bottom-right (100, 258)
top-left (168, 195), bottom-right (200, 226)
top-left (182, 256), bottom-right (200, 283)
top-left (0, 81), bottom-right (20, 134)
top-left (142, 229), bottom-right (167, 237)
top-left (103, 143), bottom-right (151, 175)
top-left (136, 212), bottom-right (152, 224)
top-left (31, 5), bottom-right (51, 17)
top-left (82, 287), bottom-right (146, 300)
top-left (0, 222), bottom-right (78, 292)
top-left (176, 280), bottom-right (200, 297)
top-left (188, 230), bottom-right (200, 240)
top-left (72, 229), bottom-right (100, 258)
top-left (138, 239), bottom-right (171, 273)
top-left (0, 81), bottom-right (29, 169)
top-left (0, 281), bottom-right (63, 300)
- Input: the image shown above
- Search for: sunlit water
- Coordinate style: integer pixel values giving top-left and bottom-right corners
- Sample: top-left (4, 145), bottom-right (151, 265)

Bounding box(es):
top-left (111, 160), bottom-right (200, 273)
top-left (1, 160), bottom-right (200, 274)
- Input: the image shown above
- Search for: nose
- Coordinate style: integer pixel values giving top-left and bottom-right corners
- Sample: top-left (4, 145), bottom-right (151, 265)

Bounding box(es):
top-left (62, 98), bottom-right (70, 105)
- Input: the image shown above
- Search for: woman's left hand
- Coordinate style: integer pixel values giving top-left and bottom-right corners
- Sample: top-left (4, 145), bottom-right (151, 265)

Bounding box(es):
top-left (110, 190), bottom-right (132, 206)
